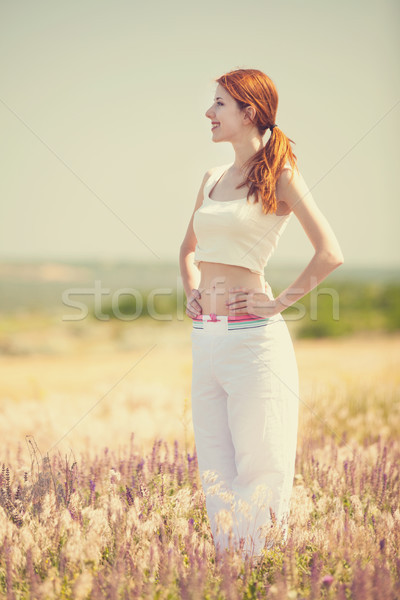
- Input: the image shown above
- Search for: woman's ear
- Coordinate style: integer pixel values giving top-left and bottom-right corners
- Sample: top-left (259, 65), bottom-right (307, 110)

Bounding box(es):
top-left (243, 105), bottom-right (256, 125)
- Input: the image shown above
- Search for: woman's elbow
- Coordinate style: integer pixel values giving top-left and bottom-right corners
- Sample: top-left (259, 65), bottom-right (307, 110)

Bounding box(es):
top-left (318, 248), bottom-right (344, 267)
top-left (180, 243), bottom-right (195, 257)
top-left (329, 251), bottom-right (344, 267)
top-left (331, 246), bottom-right (344, 266)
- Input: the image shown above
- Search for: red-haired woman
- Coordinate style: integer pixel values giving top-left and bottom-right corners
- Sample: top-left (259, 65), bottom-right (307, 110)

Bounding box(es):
top-left (179, 68), bottom-right (344, 560)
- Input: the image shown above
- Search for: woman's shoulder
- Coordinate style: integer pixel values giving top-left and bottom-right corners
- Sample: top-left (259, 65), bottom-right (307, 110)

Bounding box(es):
top-left (277, 160), bottom-right (301, 185)
top-left (199, 164), bottom-right (230, 191)
top-left (204, 163), bottom-right (231, 180)
top-left (275, 160), bottom-right (302, 214)
top-left (281, 159), bottom-right (298, 173)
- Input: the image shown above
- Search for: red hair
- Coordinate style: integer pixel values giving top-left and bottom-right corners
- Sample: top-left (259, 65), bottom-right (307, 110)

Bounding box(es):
top-left (216, 68), bottom-right (298, 215)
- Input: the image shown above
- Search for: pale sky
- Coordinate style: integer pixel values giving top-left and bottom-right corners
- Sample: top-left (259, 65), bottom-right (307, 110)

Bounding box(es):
top-left (0, 0), bottom-right (399, 268)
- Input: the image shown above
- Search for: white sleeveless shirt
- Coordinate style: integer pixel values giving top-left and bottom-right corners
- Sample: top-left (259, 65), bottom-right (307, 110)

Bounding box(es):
top-left (193, 163), bottom-right (293, 275)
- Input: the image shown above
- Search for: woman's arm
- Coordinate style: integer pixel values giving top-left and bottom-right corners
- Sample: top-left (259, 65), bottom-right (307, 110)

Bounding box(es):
top-left (227, 167), bottom-right (344, 317)
top-left (273, 167), bottom-right (344, 313)
top-left (179, 249), bottom-right (199, 300)
top-left (179, 169), bottom-right (213, 299)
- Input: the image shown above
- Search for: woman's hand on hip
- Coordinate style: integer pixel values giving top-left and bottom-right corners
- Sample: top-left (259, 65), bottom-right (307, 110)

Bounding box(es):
top-left (225, 285), bottom-right (279, 318)
top-left (185, 288), bottom-right (202, 319)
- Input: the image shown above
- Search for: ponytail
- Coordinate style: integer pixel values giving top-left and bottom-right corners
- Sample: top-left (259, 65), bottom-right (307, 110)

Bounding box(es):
top-left (239, 125), bottom-right (298, 215)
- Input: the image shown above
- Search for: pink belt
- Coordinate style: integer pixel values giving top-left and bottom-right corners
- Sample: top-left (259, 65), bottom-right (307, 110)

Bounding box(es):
top-left (192, 312), bottom-right (264, 322)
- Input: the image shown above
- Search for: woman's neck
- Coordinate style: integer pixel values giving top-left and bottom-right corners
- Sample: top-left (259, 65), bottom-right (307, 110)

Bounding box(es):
top-left (231, 134), bottom-right (265, 171)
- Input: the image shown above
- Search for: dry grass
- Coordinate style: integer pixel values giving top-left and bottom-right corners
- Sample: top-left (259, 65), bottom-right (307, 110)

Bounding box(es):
top-left (1, 315), bottom-right (398, 460)
top-left (0, 315), bottom-right (399, 598)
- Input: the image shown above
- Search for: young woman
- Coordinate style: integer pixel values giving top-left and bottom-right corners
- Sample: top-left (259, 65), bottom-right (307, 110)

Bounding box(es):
top-left (179, 68), bottom-right (344, 559)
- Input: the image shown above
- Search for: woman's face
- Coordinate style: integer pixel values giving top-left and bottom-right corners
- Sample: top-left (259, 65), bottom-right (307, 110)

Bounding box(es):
top-left (205, 84), bottom-right (247, 143)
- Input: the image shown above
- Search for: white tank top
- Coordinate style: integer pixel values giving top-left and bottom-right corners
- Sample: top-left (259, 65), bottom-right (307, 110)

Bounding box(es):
top-left (193, 163), bottom-right (293, 275)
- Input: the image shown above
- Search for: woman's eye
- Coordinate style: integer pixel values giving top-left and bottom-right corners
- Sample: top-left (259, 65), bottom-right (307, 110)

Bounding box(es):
top-left (217, 102), bottom-right (224, 106)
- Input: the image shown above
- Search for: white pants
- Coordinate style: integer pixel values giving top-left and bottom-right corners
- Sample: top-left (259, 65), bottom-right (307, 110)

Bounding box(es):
top-left (190, 312), bottom-right (299, 558)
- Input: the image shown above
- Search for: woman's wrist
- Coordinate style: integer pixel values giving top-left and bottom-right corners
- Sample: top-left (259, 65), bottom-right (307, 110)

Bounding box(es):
top-left (246, 291), bottom-right (281, 318)
top-left (257, 298), bottom-right (281, 318)
top-left (272, 293), bottom-right (293, 315)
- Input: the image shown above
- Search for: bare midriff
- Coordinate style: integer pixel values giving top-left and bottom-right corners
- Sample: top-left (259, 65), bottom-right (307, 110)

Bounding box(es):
top-left (196, 262), bottom-right (267, 317)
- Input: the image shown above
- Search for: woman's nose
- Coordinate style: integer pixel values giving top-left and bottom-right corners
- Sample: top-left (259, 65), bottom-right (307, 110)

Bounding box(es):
top-left (205, 106), bottom-right (214, 119)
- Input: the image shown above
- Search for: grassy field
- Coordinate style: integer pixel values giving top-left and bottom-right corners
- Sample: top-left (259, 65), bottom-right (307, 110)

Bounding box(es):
top-left (0, 313), bottom-right (399, 598)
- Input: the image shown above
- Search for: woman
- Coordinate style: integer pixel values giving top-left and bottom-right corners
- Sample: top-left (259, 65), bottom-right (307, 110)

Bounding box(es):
top-left (179, 68), bottom-right (344, 559)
